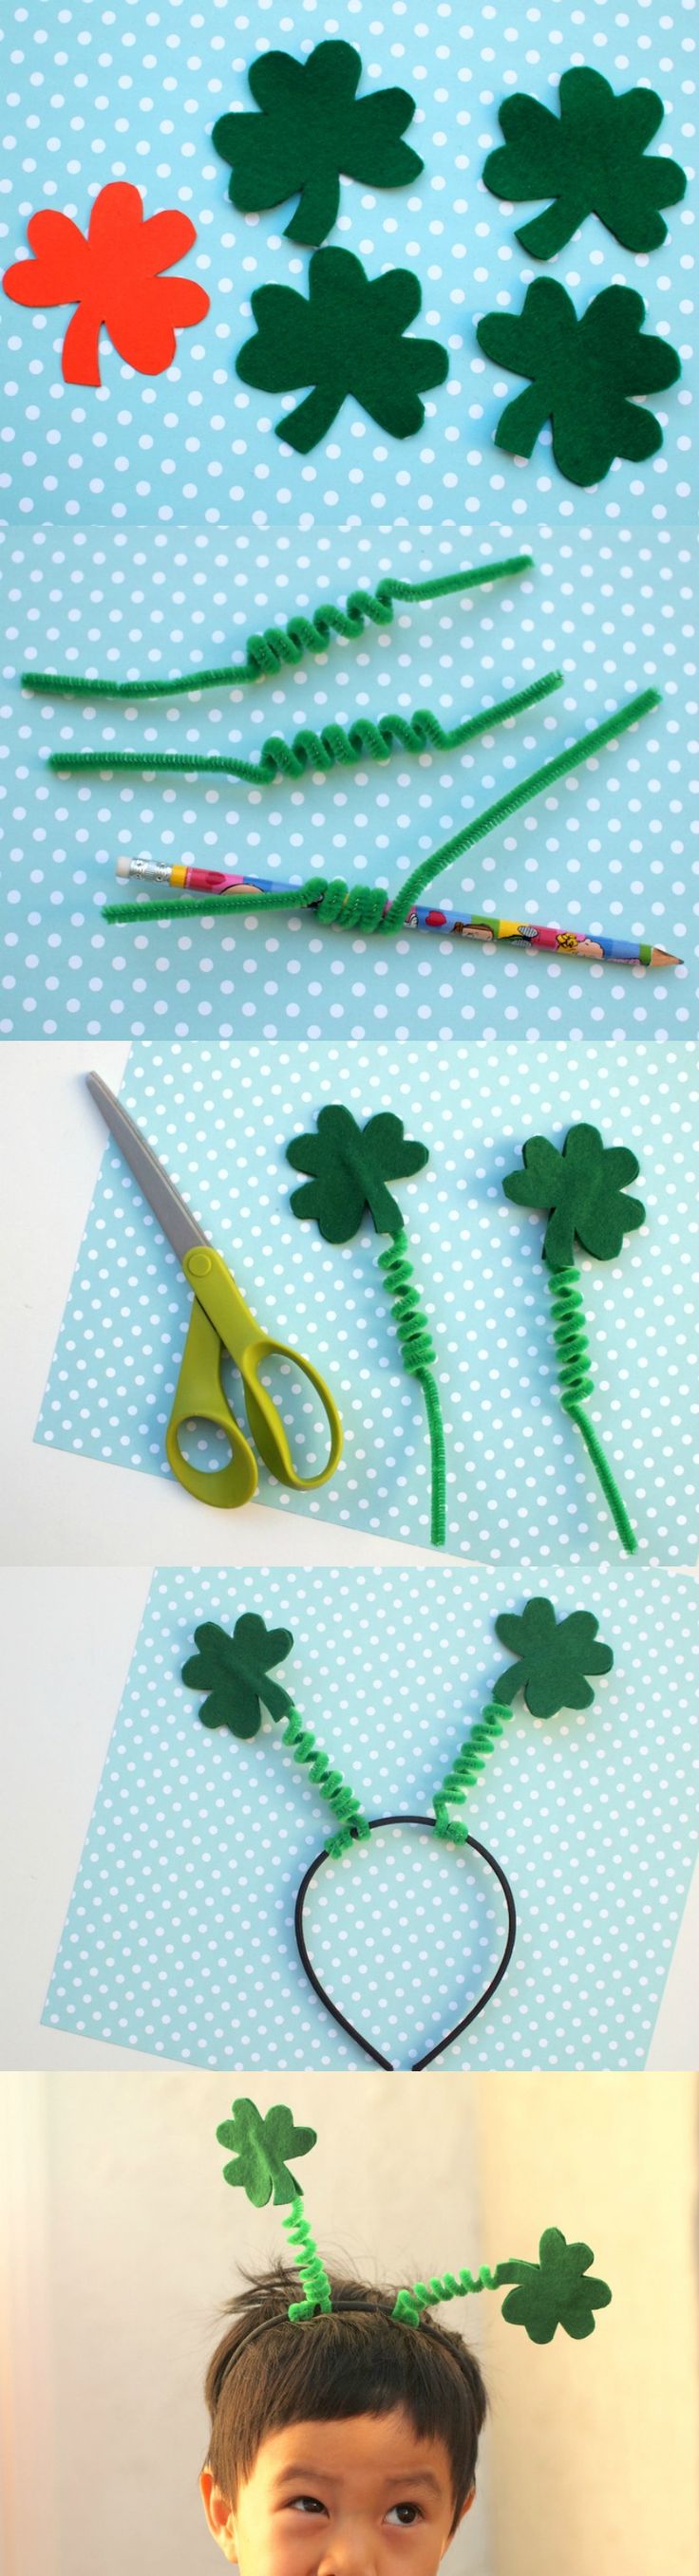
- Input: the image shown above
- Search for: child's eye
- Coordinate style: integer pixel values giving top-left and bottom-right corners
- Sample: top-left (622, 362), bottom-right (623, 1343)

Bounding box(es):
top-left (386, 2505), bottom-right (423, 2527)
top-left (288, 2496), bottom-right (327, 2516)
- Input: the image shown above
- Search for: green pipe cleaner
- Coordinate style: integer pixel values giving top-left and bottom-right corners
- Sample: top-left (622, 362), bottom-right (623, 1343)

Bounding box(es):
top-left (284, 2197), bottom-right (333, 2320)
top-left (281, 1706), bottom-right (370, 1856)
top-left (23, 558), bottom-right (531, 700)
top-left (103, 686), bottom-right (660, 933)
top-left (286, 1106), bottom-right (446, 1548)
top-left (48, 669), bottom-right (560, 783)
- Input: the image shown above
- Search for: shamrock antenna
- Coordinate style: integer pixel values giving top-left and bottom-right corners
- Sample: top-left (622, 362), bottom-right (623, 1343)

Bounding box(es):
top-left (431, 1596), bottom-right (614, 1847)
top-left (183, 1596), bottom-right (614, 2073)
top-left (502, 1123), bottom-right (646, 1553)
top-left (286, 1105), bottom-right (446, 1547)
top-left (216, 2095), bottom-right (612, 2346)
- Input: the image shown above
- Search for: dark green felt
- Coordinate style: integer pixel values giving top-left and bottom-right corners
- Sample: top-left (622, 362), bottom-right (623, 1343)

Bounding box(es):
top-left (213, 40), bottom-right (423, 248)
top-left (502, 1122), bottom-right (646, 1271)
top-left (287, 1105), bottom-right (429, 1242)
top-left (180, 1613), bottom-right (294, 1738)
top-left (482, 68), bottom-right (687, 259)
top-left (217, 2098), bottom-right (317, 2208)
top-left (476, 281), bottom-right (680, 486)
top-left (493, 1596), bottom-right (614, 1719)
top-left (236, 248), bottom-right (448, 451)
top-left (500, 2228), bottom-right (613, 2344)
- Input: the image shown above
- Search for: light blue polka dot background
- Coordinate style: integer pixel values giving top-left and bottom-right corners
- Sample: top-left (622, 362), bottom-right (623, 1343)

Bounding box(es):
top-left (34, 1040), bottom-right (699, 1563)
top-left (42, 1562), bottom-right (699, 2069)
top-left (3, 523), bottom-right (697, 1036)
top-left (0, 3), bottom-right (693, 520)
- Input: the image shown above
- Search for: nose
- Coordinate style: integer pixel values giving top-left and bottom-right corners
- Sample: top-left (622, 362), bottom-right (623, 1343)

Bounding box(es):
top-left (315, 2530), bottom-right (378, 2576)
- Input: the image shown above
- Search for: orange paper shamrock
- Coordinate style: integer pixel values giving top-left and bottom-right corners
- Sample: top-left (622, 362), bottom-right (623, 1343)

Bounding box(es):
top-left (2, 182), bottom-right (210, 385)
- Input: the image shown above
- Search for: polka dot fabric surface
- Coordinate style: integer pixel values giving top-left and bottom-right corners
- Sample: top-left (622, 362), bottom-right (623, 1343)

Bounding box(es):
top-left (41, 1562), bottom-right (699, 2069)
top-left (34, 1040), bottom-right (699, 1563)
top-left (3, 524), bottom-right (697, 1037)
top-left (0, 2), bottom-right (693, 520)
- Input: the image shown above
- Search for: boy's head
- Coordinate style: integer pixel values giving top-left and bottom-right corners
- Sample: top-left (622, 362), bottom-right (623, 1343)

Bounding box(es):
top-left (200, 2265), bottom-right (487, 2573)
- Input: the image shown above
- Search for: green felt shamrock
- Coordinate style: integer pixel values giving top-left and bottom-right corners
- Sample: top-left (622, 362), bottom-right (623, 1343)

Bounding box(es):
top-left (217, 2098), bottom-right (317, 2207)
top-left (492, 1596), bottom-right (614, 1719)
top-left (501, 2228), bottom-right (613, 2343)
top-left (502, 1123), bottom-right (646, 1272)
top-left (476, 282), bottom-right (680, 487)
top-left (482, 68), bottom-right (687, 260)
top-left (180, 1613), bottom-right (294, 1738)
top-left (236, 247), bottom-right (449, 453)
top-left (287, 1105), bottom-right (429, 1243)
top-left (213, 41), bottom-right (423, 249)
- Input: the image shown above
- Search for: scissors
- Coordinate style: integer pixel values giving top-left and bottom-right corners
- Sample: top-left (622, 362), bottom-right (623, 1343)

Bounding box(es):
top-left (86, 1073), bottom-right (343, 1509)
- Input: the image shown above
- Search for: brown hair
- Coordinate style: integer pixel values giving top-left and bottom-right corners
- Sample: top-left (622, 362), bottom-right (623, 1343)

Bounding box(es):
top-left (204, 2263), bottom-right (487, 2529)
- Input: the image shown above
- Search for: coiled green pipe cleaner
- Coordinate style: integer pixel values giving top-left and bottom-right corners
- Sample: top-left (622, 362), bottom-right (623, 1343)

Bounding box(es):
top-left (503, 1123), bottom-right (647, 1554)
top-left (286, 1105), bottom-right (446, 1548)
top-left (23, 557), bottom-right (531, 700)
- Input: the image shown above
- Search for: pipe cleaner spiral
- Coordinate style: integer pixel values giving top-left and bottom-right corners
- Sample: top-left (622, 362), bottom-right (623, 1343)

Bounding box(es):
top-left (24, 558), bottom-right (531, 700)
top-left (49, 671), bottom-right (560, 783)
top-left (433, 1702), bottom-right (515, 1842)
top-left (393, 2268), bottom-right (505, 2324)
top-left (378, 1230), bottom-right (446, 1550)
top-left (284, 2196), bottom-right (333, 2320)
top-left (281, 1706), bottom-right (370, 1857)
top-left (548, 1267), bottom-right (637, 1555)
top-left (103, 687), bottom-right (661, 934)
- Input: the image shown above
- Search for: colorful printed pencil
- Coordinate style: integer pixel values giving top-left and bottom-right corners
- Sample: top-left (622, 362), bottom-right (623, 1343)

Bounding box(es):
top-left (112, 859), bottom-right (681, 967)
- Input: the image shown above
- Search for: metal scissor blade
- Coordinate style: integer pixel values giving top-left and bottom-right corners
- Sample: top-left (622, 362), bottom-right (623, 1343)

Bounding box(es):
top-left (86, 1072), bottom-right (208, 1262)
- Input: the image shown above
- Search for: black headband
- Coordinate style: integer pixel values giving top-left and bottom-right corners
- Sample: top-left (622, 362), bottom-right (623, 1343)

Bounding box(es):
top-left (215, 2297), bottom-right (469, 2393)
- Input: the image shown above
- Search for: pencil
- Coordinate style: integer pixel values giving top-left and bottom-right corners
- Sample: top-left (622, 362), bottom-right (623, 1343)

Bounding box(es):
top-left (110, 859), bottom-right (681, 967)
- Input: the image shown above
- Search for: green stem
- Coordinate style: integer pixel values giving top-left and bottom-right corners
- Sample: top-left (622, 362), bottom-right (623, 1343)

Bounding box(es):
top-left (433, 1700), bottom-right (514, 1842)
top-left (548, 1265), bottom-right (638, 1555)
top-left (49, 669), bottom-right (561, 784)
top-left (24, 557), bottom-right (532, 700)
top-left (377, 1229), bottom-right (446, 1550)
top-left (382, 688), bottom-right (660, 928)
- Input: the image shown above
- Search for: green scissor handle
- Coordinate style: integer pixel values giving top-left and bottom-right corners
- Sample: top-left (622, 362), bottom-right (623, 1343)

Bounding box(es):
top-left (165, 1244), bottom-right (343, 1510)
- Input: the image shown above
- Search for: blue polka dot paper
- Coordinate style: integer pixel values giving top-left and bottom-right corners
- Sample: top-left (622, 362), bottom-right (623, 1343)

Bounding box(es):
top-left (3, 523), bottom-right (697, 1038)
top-left (0, 2), bottom-right (693, 521)
top-left (33, 1040), bottom-right (699, 1563)
top-left (41, 1563), bottom-right (699, 2070)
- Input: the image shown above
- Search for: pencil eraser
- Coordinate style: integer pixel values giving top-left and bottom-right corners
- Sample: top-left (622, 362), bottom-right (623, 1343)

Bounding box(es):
top-left (115, 857), bottom-right (130, 879)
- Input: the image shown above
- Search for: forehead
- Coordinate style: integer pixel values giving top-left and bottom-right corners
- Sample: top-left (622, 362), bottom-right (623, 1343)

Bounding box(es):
top-left (253, 2411), bottom-right (452, 2491)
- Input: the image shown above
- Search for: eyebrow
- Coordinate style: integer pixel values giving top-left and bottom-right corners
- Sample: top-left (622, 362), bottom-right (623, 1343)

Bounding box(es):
top-left (272, 2469), bottom-right (444, 2496)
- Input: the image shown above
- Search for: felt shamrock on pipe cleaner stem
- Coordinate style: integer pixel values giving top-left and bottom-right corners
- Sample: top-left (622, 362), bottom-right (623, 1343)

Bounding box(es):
top-left (217, 2096), bottom-right (612, 2343)
top-left (432, 1596), bottom-right (614, 1847)
top-left (503, 1125), bottom-right (646, 1555)
top-left (482, 67), bottom-right (687, 259)
top-left (213, 41), bottom-right (423, 248)
top-left (23, 557), bottom-right (528, 700)
top-left (180, 1612), bottom-right (369, 1856)
top-left (286, 1108), bottom-right (445, 1548)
